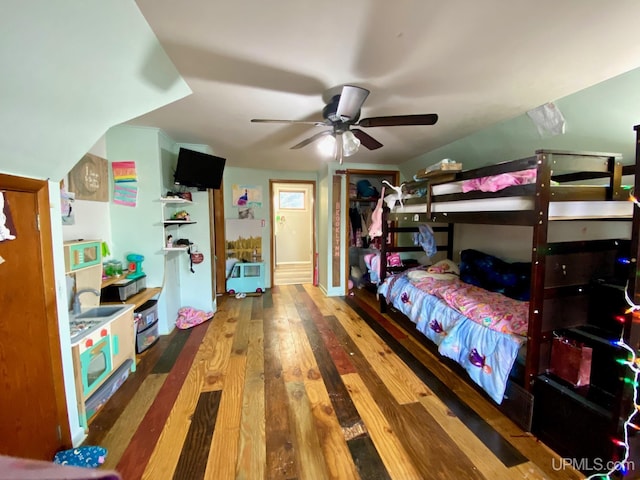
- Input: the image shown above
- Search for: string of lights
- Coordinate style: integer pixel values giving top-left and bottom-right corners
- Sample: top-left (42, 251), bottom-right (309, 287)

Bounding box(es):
top-left (585, 195), bottom-right (640, 479)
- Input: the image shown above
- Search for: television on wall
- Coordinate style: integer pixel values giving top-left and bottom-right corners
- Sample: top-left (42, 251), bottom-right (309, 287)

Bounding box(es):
top-left (173, 147), bottom-right (226, 190)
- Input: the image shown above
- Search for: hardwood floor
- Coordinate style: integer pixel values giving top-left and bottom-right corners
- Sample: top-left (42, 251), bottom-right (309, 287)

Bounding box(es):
top-left (273, 263), bottom-right (314, 285)
top-left (84, 285), bottom-right (584, 480)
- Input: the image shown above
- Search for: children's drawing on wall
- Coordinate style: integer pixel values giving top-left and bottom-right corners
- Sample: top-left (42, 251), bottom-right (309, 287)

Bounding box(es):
top-left (232, 185), bottom-right (262, 208)
top-left (225, 219), bottom-right (262, 275)
top-left (112, 161), bottom-right (138, 207)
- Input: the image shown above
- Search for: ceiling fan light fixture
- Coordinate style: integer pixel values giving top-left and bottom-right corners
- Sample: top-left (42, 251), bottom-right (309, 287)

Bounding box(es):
top-left (317, 135), bottom-right (336, 157)
top-left (251, 84), bottom-right (438, 161)
top-left (342, 130), bottom-right (360, 157)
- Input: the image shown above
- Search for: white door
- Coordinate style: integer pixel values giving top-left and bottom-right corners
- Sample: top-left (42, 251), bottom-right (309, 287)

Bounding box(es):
top-left (272, 181), bottom-right (315, 285)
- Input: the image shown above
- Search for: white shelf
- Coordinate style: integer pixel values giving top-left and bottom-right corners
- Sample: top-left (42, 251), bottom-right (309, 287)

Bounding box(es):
top-left (163, 220), bottom-right (197, 225)
top-left (162, 246), bottom-right (189, 252)
top-left (160, 197), bottom-right (193, 205)
top-left (160, 198), bottom-right (196, 253)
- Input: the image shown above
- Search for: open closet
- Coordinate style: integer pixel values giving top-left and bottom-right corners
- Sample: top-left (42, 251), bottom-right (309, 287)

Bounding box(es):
top-left (345, 169), bottom-right (398, 291)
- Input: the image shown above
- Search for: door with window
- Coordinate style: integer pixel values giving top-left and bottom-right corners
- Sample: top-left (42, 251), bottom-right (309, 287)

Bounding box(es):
top-left (271, 181), bottom-right (315, 285)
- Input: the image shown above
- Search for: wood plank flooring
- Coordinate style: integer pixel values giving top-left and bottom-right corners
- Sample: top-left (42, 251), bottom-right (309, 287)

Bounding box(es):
top-left (273, 263), bottom-right (314, 285)
top-left (84, 285), bottom-right (585, 479)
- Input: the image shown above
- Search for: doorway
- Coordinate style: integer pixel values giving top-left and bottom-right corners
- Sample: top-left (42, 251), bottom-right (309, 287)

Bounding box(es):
top-left (0, 174), bottom-right (71, 459)
top-left (270, 180), bottom-right (315, 285)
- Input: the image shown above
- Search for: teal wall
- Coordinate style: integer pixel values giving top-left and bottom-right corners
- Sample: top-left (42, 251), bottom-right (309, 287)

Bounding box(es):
top-left (173, 143), bottom-right (215, 313)
top-left (402, 67), bottom-right (640, 179)
top-left (106, 126), bottom-right (164, 286)
top-left (106, 125), bottom-right (215, 333)
top-left (0, 3), bottom-right (190, 182)
top-left (222, 166), bottom-right (318, 289)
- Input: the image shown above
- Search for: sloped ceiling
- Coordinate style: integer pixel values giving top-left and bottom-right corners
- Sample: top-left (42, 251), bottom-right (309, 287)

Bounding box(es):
top-left (0, 1), bottom-right (191, 181)
top-left (127, 0), bottom-right (640, 171)
top-left (4, 1), bottom-right (640, 179)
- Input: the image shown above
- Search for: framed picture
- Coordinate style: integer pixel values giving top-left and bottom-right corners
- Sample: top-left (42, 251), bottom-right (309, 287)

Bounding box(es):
top-left (232, 184), bottom-right (262, 208)
top-left (68, 153), bottom-right (109, 202)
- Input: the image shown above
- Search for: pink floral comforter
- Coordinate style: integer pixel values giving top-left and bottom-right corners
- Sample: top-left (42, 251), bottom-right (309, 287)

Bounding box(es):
top-left (411, 276), bottom-right (529, 336)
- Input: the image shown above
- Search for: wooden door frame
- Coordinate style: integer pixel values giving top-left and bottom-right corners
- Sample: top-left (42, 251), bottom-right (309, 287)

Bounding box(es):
top-left (0, 173), bottom-right (72, 448)
top-left (269, 180), bottom-right (317, 286)
top-left (211, 186), bottom-right (226, 296)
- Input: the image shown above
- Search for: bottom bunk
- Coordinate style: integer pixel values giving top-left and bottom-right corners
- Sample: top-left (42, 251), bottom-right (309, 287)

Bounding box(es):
top-left (376, 253), bottom-right (535, 430)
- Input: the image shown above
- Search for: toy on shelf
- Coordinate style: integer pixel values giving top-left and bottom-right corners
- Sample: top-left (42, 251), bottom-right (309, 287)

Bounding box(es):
top-left (126, 253), bottom-right (145, 280)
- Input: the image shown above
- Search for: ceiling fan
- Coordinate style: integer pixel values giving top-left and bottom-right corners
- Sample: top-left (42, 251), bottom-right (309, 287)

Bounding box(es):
top-left (251, 85), bottom-right (438, 164)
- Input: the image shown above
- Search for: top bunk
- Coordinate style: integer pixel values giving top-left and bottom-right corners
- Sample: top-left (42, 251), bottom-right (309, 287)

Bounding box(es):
top-left (392, 149), bottom-right (635, 226)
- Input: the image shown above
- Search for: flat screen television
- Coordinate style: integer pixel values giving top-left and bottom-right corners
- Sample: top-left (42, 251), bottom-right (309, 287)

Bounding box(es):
top-left (174, 148), bottom-right (226, 190)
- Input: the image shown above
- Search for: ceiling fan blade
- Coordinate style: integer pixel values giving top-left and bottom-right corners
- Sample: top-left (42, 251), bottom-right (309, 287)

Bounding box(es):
top-left (351, 128), bottom-right (383, 150)
top-left (291, 130), bottom-right (333, 149)
top-left (336, 85), bottom-right (370, 120)
top-left (357, 113), bottom-right (438, 128)
top-left (251, 118), bottom-right (327, 126)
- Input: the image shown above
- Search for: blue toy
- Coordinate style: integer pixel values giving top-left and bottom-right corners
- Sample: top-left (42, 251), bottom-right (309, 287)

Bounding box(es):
top-left (226, 262), bottom-right (265, 295)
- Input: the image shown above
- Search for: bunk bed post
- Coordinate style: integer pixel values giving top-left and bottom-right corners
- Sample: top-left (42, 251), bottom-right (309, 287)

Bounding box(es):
top-left (616, 125), bottom-right (640, 467)
top-left (630, 125), bottom-right (640, 350)
top-left (524, 151), bottom-right (553, 391)
top-left (380, 206), bottom-right (390, 284)
top-left (446, 223), bottom-right (454, 260)
top-left (377, 206), bottom-right (390, 313)
top-left (608, 155), bottom-right (625, 200)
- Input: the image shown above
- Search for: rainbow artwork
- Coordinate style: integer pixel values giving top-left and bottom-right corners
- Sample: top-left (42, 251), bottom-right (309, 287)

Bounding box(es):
top-left (112, 161), bottom-right (137, 207)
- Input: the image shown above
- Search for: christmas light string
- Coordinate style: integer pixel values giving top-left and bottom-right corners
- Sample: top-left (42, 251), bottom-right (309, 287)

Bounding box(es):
top-left (585, 195), bottom-right (640, 479)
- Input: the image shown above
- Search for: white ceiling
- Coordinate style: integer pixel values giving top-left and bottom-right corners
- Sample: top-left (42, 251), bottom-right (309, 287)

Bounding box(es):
top-left (128, 0), bottom-right (640, 172)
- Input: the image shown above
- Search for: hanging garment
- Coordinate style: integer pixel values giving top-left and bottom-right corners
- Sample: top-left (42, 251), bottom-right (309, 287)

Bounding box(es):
top-left (368, 187), bottom-right (386, 238)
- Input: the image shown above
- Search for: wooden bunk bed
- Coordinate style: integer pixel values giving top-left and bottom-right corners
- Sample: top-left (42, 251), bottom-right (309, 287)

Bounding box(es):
top-left (373, 148), bottom-right (638, 465)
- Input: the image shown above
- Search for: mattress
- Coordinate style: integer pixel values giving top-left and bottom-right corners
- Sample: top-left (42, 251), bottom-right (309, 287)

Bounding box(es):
top-left (393, 198), bottom-right (632, 218)
top-left (430, 198), bottom-right (633, 218)
top-left (378, 270), bottom-right (526, 404)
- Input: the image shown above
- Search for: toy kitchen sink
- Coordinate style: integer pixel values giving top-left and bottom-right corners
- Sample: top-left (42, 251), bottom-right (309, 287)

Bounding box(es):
top-left (69, 304), bottom-right (132, 344)
top-left (69, 303), bottom-right (137, 429)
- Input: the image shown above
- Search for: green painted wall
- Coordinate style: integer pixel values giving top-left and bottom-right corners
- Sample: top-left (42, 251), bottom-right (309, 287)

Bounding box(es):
top-left (402, 67), bottom-right (640, 179)
top-left (222, 166), bottom-right (318, 289)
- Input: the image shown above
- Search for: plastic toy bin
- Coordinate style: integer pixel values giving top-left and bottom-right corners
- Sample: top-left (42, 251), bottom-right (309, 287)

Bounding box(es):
top-left (134, 300), bottom-right (159, 353)
top-left (135, 300), bottom-right (157, 332)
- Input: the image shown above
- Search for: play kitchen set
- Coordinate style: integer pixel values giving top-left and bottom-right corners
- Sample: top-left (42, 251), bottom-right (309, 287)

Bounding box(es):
top-left (64, 240), bottom-right (160, 429)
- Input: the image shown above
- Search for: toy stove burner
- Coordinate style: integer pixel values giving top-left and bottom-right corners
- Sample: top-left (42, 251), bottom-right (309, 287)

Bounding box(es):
top-left (69, 319), bottom-right (101, 338)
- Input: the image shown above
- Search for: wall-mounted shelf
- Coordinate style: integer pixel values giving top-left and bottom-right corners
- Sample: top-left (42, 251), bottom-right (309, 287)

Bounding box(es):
top-left (159, 197), bottom-right (193, 205)
top-left (162, 246), bottom-right (189, 253)
top-left (163, 220), bottom-right (196, 226)
top-left (100, 286), bottom-right (161, 310)
top-left (160, 197), bottom-right (196, 251)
